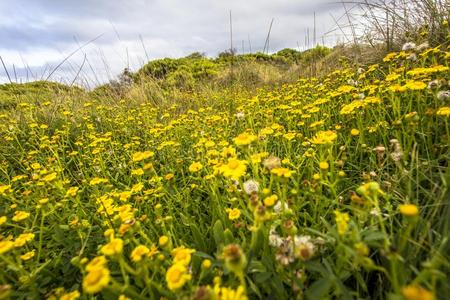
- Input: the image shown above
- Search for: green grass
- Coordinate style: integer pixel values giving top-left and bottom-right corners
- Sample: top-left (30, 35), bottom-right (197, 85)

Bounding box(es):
top-left (0, 42), bottom-right (449, 300)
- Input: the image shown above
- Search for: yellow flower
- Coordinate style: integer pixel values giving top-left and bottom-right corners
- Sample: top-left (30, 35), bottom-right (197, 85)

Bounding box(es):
top-left (226, 208), bottom-right (241, 220)
top-left (283, 132), bottom-right (297, 141)
top-left (132, 150), bottom-right (154, 162)
top-left (234, 133), bottom-right (257, 146)
top-left (0, 185), bottom-right (11, 195)
top-left (354, 242), bottom-right (369, 256)
top-left (20, 250), bottom-right (35, 261)
top-left (86, 256), bottom-right (108, 271)
top-left (0, 216), bottom-right (7, 225)
top-left (334, 211), bottom-right (350, 235)
top-left (101, 238), bottom-right (123, 256)
top-left (202, 259), bottom-right (212, 269)
top-left (39, 198), bottom-right (49, 205)
top-left (165, 173), bottom-right (175, 180)
top-left (310, 130), bottom-right (337, 144)
top-left (172, 246), bottom-right (195, 266)
top-left (89, 178), bottom-right (109, 186)
top-left (271, 167), bottom-right (293, 178)
top-left (131, 245), bottom-right (150, 262)
top-left (319, 161), bottom-right (329, 170)
top-left (389, 84), bottom-right (407, 93)
top-left (30, 162), bottom-right (41, 170)
top-left (436, 106), bottom-right (450, 117)
top-left (116, 204), bottom-right (135, 222)
top-left (82, 267), bottom-right (110, 294)
top-left (14, 233), bottom-right (35, 247)
top-left (401, 285), bottom-right (434, 300)
top-left (219, 159), bottom-right (247, 179)
top-left (259, 127), bottom-right (274, 136)
top-left (118, 295), bottom-right (132, 300)
top-left (350, 128), bottom-right (360, 136)
top-left (12, 211), bottom-right (30, 222)
top-left (0, 240), bottom-right (14, 254)
top-left (405, 81), bottom-right (427, 90)
top-left (213, 285), bottom-right (248, 300)
top-left (60, 290), bottom-right (80, 300)
top-left (189, 162), bottom-right (203, 173)
top-left (399, 204), bottom-right (419, 217)
top-left (159, 235), bottom-right (169, 247)
top-left (263, 195), bottom-right (278, 207)
top-left (383, 52), bottom-right (397, 62)
top-left (165, 263), bottom-right (192, 290)
top-left (42, 172), bottom-right (57, 182)
top-left (66, 187), bottom-right (79, 197)
top-left (119, 191), bottom-right (132, 202)
top-left (385, 73), bottom-right (400, 81)
top-left (131, 168), bottom-right (144, 176)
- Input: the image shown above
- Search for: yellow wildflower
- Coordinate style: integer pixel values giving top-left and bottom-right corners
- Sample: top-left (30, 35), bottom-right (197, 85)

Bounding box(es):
top-left (59, 290), bottom-right (80, 300)
top-left (89, 178), bottom-right (109, 186)
top-left (219, 159), bottom-right (247, 179)
top-left (189, 162), bottom-right (203, 173)
top-left (100, 238), bottom-right (123, 256)
top-left (165, 263), bottom-right (192, 290)
top-left (334, 211), bottom-right (350, 235)
top-left (132, 150), bottom-right (154, 162)
top-left (42, 172), bottom-right (57, 182)
top-left (319, 161), bottom-right (329, 170)
top-left (310, 130), bottom-right (337, 144)
top-left (271, 167), bottom-right (293, 178)
top-left (172, 247), bottom-right (195, 266)
top-left (131, 245), bottom-right (150, 262)
top-left (0, 240), bottom-right (14, 254)
top-left (399, 204), bottom-right (419, 217)
top-left (436, 106), bottom-right (450, 117)
top-left (82, 267), bottom-right (110, 294)
top-left (401, 285), bottom-right (434, 300)
top-left (12, 211), bottom-right (30, 222)
top-left (234, 133), bottom-right (257, 146)
top-left (350, 128), bottom-right (360, 136)
top-left (159, 235), bottom-right (169, 247)
top-left (20, 250), bottom-right (35, 261)
top-left (226, 208), bottom-right (241, 220)
top-left (66, 187), bottom-right (79, 197)
top-left (86, 256), bottom-right (108, 271)
top-left (263, 195), bottom-right (278, 207)
top-left (14, 233), bottom-right (35, 247)
top-left (405, 81), bottom-right (427, 90)
top-left (131, 168), bottom-right (144, 176)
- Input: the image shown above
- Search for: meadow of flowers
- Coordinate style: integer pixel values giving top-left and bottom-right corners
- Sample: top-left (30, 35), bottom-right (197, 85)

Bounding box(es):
top-left (0, 42), bottom-right (449, 300)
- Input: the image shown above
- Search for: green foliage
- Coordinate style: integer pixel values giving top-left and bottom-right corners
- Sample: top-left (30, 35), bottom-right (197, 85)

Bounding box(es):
top-left (0, 40), bottom-right (449, 299)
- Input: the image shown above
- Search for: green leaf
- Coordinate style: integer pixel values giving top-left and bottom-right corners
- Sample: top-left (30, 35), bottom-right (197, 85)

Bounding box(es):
top-left (305, 277), bottom-right (334, 300)
top-left (191, 224), bottom-right (207, 251)
top-left (224, 228), bottom-right (234, 244)
top-left (213, 220), bottom-right (225, 248)
top-left (248, 260), bottom-right (267, 273)
top-left (254, 272), bottom-right (272, 283)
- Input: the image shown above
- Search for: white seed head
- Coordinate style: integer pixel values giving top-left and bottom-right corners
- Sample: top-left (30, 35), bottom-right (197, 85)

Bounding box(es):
top-left (437, 90), bottom-right (450, 101)
top-left (243, 179), bottom-right (259, 194)
top-left (402, 42), bottom-right (417, 51)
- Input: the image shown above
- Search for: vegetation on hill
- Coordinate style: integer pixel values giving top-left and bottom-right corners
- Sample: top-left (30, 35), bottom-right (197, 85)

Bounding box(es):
top-left (0, 1), bottom-right (449, 297)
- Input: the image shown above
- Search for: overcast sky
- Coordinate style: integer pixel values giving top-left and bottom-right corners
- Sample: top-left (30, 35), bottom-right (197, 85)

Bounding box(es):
top-left (0, 0), bottom-right (356, 87)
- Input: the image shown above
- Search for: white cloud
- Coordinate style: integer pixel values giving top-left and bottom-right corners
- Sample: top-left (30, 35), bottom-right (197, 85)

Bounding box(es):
top-left (0, 0), bottom-right (354, 86)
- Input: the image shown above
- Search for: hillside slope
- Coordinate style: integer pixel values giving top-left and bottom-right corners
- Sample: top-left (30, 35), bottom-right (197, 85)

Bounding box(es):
top-left (0, 44), bottom-right (449, 299)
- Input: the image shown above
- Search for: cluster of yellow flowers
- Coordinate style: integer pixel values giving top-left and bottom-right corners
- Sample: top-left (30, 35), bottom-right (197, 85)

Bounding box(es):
top-left (0, 38), bottom-right (448, 299)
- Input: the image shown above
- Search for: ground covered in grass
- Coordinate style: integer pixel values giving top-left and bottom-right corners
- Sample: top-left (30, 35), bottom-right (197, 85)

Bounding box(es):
top-left (0, 44), bottom-right (449, 299)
